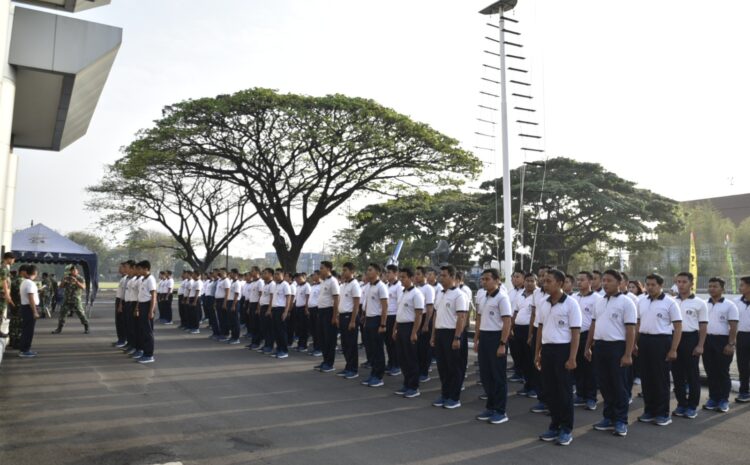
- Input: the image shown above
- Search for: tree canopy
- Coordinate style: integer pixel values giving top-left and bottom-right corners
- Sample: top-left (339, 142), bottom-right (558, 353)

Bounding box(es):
top-left (116, 88), bottom-right (480, 270)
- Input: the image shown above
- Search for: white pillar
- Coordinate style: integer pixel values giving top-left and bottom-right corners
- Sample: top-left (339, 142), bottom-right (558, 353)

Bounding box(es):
top-left (0, 0), bottom-right (16, 254)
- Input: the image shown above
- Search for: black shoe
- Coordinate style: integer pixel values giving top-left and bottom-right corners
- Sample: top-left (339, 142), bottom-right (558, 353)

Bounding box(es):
top-left (51, 328), bottom-right (62, 334)
top-left (84, 326), bottom-right (90, 334)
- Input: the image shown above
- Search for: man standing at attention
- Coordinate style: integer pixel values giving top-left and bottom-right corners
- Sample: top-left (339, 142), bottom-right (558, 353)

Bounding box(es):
top-left (53, 266), bottom-right (89, 334)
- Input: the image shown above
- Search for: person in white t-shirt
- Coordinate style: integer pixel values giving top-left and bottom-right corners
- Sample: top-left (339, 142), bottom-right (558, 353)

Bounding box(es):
top-left (392, 267), bottom-right (425, 397)
top-left (384, 264), bottom-right (403, 376)
top-left (507, 270), bottom-right (526, 383)
top-left (163, 270), bottom-right (175, 324)
top-left (214, 269), bottom-right (232, 341)
top-left (114, 262), bottom-right (129, 348)
top-left (306, 271), bottom-right (322, 356)
top-left (246, 267), bottom-right (264, 349)
top-left (178, 271), bottom-right (192, 329)
top-left (18, 265), bottom-right (40, 357)
top-left (703, 277), bottom-right (739, 413)
top-left (513, 272), bottom-right (540, 398)
top-left (336, 263), bottom-right (362, 377)
top-left (316, 261), bottom-right (340, 372)
top-left (572, 271), bottom-right (602, 411)
top-left (430, 265), bottom-right (469, 409)
top-left (122, 261), bottom-right (140, 354)
top-left (134, 260), bottom-right (158, 364)
top-left (188, 270), bottom-right (203, 334)
top-left (362, 263), bottom-right (389, 386)
top-left (257, 268), bottom-right (276, 353)
top-left (415, 266), bottom-right (436, 383)
top-left (228, 269), bottom-right (244, 344)
top-left (474, 268), bottom-right (513, 424)
top-left (270, 268), bottom-right (294, 358)
top-left (734, 276), bottom-right (750, 403)
top-left (534, 269), bottom-right (582, 446)
top-left (293, 272), bottom-right (312, 351)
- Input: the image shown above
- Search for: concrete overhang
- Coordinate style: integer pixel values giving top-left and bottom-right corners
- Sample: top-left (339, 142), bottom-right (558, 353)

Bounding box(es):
top-left (8, 6), bottom-right (121, 151)
top-left (13, 0), bottom-right (111, 13)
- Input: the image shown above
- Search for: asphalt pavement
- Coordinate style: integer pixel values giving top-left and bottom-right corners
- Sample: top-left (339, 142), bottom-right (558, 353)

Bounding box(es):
top-left (1, 301), bottom-right (749, 465)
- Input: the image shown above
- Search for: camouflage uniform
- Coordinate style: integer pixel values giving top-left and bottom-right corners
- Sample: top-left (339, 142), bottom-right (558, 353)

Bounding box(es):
top-left (57, 274), bottom-right (89, 331)
top-left (50, 277), bottom-right (59, 313)
top-left (9, 273), bottom-right (22, 347)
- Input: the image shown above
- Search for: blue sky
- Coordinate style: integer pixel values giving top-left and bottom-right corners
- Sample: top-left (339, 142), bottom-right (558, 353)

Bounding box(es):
top-left (13, 0), bottom-right (750, 256)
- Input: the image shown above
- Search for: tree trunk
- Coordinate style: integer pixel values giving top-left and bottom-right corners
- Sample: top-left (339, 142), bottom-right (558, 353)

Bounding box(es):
top-left (273, 238), bottom-right (303, 273)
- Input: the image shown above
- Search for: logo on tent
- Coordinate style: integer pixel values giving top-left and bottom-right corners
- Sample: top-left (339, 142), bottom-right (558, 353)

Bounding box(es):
top-left (29, 233), bottom-right (47, 245)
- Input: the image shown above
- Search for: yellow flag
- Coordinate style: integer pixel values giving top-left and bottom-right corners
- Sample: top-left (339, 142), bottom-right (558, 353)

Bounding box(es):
top-left (689, 232), bottom-right (698, 293)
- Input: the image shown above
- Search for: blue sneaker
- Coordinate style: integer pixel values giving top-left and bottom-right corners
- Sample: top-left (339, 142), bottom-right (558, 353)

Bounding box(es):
top-left (443, 399), bottom-right (461, 409)
top-left (249, 343), bottom-right (260, 350)
top-left (361, 376), bottom-right (373, 385)
top-left (115, 341), bottom-right (127, 348)
top-left (574, 396), bottom-right (587, 407)
top-left (613, 422), bottom-right (628, 437)
top-left (476, 410), bottom-right (495, 421)
top-left (672, 406), bottom-right (687, 417)
top-left (18, 351), bottom-right (37, 358)
top-left (275, 352), bottom-right (289, 359)
top-left (654, 416), bottom-right (672, 426)
top-left (345, 371), bottom-right (359, 380)
top-left (131, 350), bottom-right (144, 359)
top-left (394, 386), bottom-right (408, 396)
top-left (585, 399), bottom-right (597, 411)
top-left (336, 370), bottom-right (349, 377)
top-left (137, 356), bottom-right (155, 364)
top-left (489, 412), bottom-right (509, 424)
top-left (312, 350), bottom-right (323, 357)
top-left (685, 408), bottom-right (698, 419)
top-left (432, 397), bottom-right (446, 407)
top-left (593, 418), bottom-right (615, 431)
top-left (419, 375), bottom-right (431, 383)
top-left (556, 430), bottom-right (573, 446)
top-left (320, 364), bottom-right (336, 373)
top-left (404, 389), bottom-right (421, 398)
top-left (526, 390), bottom-right (538, 399)
top-left (718, 400), bottom-right (730, 413)
top-left (508, 374), bottom-right (524, 383)
top-left (736, 393), bottom-right (750, 403)
top-left (479, 394), bottom-right (488, 401)
top-left (125, 347), bottom-right (137, 355)
top-left (387, 367), bottom-right (402, 376)
top-left (515, 389), bottom-right (530, 397)
top-left (638, 413), bottom-right (655, 423)
top-left (530, 402), bottom-right (549, 414)
top-left (368, 378), bottom-right (384, 387)
top-left (539, 429), bottom-right (559, 442)
top-left (703, 399), bottom-right (719, 411)
top-left (262, 347), bottom-right (273, 355)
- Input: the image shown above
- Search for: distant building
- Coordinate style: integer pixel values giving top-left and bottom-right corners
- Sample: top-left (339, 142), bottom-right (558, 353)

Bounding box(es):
top-left (264, 252), bottom-right (331, 274)
top-left (682, 193), bottom-right (750, 226)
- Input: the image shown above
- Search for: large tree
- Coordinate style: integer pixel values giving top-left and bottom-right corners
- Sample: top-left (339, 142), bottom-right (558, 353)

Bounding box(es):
top-left (87, 151), bottom-right (259, 272)
top-left (119, 88), bottom-right (480, 271)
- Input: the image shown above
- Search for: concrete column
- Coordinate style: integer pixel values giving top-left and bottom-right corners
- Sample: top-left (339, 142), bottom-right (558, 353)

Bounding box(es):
top-left (0, 0), bottom-right (16, 254)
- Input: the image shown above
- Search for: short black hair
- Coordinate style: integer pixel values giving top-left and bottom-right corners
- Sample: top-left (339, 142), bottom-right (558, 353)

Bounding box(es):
top-left (230, 268), bottom-right (239, 274)
top-left (547, 269), bottom-right (566, 284)
top-left (565, 274), bottom-right (575, 282)
top-left (251, 266), bottom-right (261, 273)
top-left (343, 262), bottom-right (355, 272)
top-left (399, 267), bottom-right (415, 278)
top-left (368, 263), bottom-right (382, 273)
top-left (416, 266), bottom-right (427, 275)
top-left (708, 276), bottom-right (726, 288)
top-left (386, 264), bottom-right (398, 273)
top-left (482, 268), bottom-right (500, 280)
top-left (741, 276), bottom-right (750, 286)
top-left (603, 269), bottom-right (623, 282)
top-left (262, 267), bottom-right (274, 275)
top-left (440, 265), bottom-right (457, 278)
top-left (646, 273), bottom-right (665, 286)
top-left (592, 270), bottom-right (602, 277)
top-left (578, 271), bottom-right (593, 280)
top-left (524, 272), bottom-right (537, 280)
top-left (136, 260), bottom-right (151, 270)
top-left (676, 271), bottom-right (694, 282)
top-left (25, 264), bottom-right (38, 275)
top-left (456, 271), bottom-right (465, 281)
top-left (538, 264), bottom-right (551, 272)
top-left (621, 271), bottom-right (629, 281)
top-left (3, 252), bottom-right (15, 260)
top-left (320, 261), bottom-right (333, 270)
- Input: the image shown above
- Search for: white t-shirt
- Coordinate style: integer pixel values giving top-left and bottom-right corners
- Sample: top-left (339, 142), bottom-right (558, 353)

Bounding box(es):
top-left (432, 282), bottom-right (444, 294)
top-left (419, 283), bottom-right (435, 307)
top-left (260, 280), bottom-right (276, 306)
top-left (364, 281), bottom-right (389, 317)
top-left (138, 275), bottom-right (157, 303)
top-left (116, 276), bottom-right (127, 300)
top-left (459, 284), bottom-right (473, 305)
top-left (192, 279), bottom-right (204, 298)
top-left (157, 279), bottom-right (165, 293)
top-left (165, 277), bottom-right (174, 293)
top-left (205, 279), bottom-right (215, 297)
top-left (508, 287), bottom-right (523, 309)
top-left (339, 280), bottom-right (362, 314)
top-left (230, 280), bottom-right (243, 302)
top-left (592, 293), bottom-right (638, 342)
top-left (295, 282), bottom-right (312, 307)
top-left (308, 283), bottom-right (321, 308)
top-left (396, 286), bottom-right (425, 323)
top-left (707, 297), bottom-right (740, 336)
top-left (214, 278), bottom-right (231, 300)
top-left (125, 276), bottom-right (141, 302)
top-left (317, 276), bottom-right (340, 309)
top-left (387, 281), bottom-right (403, 316)
top-left (736, 296), bottom-right (750, 333)
top-left (272, 280), bottom-right (293, 308)
top-left (249, 279), bottom-right (263, 303)
top-left (434, 287), bottom-right (469, 330)
top-left (20, 278), bottom-right (39, 306)
top-left (675, 294), bottom-right (709, 332)
top-left (475, 288), bottom-right (487, 308)
top-left (572, 291), bottom-right (602, 332)
top-left (637, 293), bottom-right (682, 335)
top-left (532, 288), bottom-right (548, 328)
top-left (536, 293), bottom-right (583, 344)
top-left (477, 288), bottom-right (512, 332)
top-left (514, 290), bottom-right (535, 326)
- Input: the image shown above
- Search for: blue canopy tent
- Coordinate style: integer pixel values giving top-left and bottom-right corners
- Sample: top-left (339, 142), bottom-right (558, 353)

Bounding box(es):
top-left (11, 224), bottom-right (99, 305)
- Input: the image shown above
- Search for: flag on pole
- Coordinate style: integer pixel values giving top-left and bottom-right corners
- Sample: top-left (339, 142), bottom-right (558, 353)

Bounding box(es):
top-left (689, 232), bottom-right (698, 294)
top-left (726, 234), bottom-right (738, 294)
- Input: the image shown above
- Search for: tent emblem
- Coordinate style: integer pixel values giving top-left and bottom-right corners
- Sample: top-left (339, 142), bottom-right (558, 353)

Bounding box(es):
top-left (29, 233), bottom-right (47, 245)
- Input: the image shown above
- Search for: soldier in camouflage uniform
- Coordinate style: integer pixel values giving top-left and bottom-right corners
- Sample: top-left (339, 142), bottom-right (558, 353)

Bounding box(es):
top-left (0, 252), bottom-right (16, 342)
top-left (38, 272), bottom-right (53, 317)
top-left (9, 269), bottom-right (23, 347)
top-left (50, 273), bottom-right (59, 314)
top-left (52, 266), bottom-right (89, 334)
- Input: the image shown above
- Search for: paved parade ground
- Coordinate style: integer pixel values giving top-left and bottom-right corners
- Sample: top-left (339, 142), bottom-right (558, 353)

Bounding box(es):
top-left (2, 301), bottom-right (750, 465)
